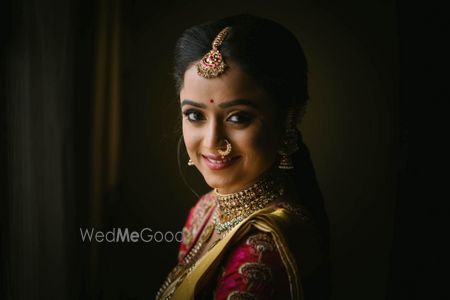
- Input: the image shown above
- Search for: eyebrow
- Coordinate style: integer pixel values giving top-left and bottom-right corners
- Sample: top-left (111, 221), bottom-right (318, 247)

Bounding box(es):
top-left (181, 98), bottom-right (258, 109)
top-left (218, 99), bottom-right (258, 109)
top-left (180, 99), bottom-right (207, 108)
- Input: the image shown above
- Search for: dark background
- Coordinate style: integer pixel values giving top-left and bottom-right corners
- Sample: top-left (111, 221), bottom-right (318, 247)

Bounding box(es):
top-left (1, 0), bottom-right (447, 299)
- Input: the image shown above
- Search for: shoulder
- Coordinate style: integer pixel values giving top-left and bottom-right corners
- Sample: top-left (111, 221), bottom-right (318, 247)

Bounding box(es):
top-left (254, 201), bottom-right (322, 254)
top-left (266, 202), bottom-right (332, 299)
top-left (185, 191), bottom-right (216, 235)
top-left (178, 192), bottom-right (216, 262)
top-left (270, 202), bottom-right (329, 276)
top-left (213, 202), bottom-right (330, 299)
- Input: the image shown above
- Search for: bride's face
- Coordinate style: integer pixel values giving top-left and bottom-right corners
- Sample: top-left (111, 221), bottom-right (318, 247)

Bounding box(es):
top-left (180, 61), bottom-right (284, 194)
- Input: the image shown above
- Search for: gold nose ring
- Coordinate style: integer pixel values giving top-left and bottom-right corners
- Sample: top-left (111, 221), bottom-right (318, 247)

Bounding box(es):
top-left (217, 139), bottom-right (232, 159)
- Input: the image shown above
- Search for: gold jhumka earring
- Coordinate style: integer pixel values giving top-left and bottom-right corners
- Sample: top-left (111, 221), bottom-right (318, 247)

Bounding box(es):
top-left (196, 27), bottom-right (231, 78)
top-left (278, 105), bottom-right (301, 170)
top-left (217, 139), bottom-right (232, 159)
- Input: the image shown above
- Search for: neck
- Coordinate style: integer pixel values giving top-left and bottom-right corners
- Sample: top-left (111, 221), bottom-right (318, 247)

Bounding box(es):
top-left (212, 171), bottom-right (286, 234)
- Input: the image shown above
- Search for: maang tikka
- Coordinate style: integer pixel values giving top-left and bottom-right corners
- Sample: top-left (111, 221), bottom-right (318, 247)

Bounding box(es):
top-left (278, 105), bottom-right (301, 170)
top-left (197, 27), bottom-right (231, 78)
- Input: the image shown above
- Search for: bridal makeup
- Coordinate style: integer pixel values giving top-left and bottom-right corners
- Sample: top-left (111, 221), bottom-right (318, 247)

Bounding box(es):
top-left (180, 61), bottom-right (284, 194)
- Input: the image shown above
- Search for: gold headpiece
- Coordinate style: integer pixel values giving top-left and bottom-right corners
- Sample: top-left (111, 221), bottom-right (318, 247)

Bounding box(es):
top-left (196, 27), bottom-right (231, 78)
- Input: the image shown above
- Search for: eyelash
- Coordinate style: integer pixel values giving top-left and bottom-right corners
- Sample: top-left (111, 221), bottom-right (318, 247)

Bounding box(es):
top-left (182, 109), bottom-right (205, 122)
top-left (227, 112), bottom-right (252, 124)
top-left (182, 109), bottom-right (253, 124)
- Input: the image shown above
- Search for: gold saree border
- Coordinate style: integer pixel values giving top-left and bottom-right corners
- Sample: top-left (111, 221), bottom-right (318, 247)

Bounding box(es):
top-left (171, 206), bottom-right (305, 300)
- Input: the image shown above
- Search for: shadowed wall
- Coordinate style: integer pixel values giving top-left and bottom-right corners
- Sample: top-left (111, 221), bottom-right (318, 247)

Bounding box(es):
top-left (9, 1), bottom-right (447, 300)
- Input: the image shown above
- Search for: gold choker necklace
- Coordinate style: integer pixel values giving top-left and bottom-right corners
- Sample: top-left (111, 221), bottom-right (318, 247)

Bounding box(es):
top-left (213, 174), bottom-right (285, 235)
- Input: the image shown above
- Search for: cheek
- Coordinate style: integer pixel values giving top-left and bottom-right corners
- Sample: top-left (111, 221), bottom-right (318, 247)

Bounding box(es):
top-left (182, 123), bottom-right (193, 151)
top-left (237, 126), bottom-right (280, 159)
top-left (182, 122), bottom-right (200, 154)
top-left (253, 134), bottom-right (279, 160)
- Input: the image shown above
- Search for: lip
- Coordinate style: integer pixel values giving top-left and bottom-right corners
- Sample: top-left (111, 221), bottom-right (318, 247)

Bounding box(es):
top-left (201, 154), bottom-right (239, 170)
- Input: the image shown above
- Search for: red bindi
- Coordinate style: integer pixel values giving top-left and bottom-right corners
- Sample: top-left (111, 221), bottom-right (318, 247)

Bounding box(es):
top-left (209, 99), bottom-right (214, 103)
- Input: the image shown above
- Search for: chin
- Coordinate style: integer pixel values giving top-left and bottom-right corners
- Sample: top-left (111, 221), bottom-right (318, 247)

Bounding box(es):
top-left (204, 176), bottom-right (233, 190)
top-left (202, 172), bottom-right (240, 190)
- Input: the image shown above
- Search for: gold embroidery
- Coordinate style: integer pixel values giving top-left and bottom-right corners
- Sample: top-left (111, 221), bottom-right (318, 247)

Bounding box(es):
top-left (278, 201), bottom-right (311, 222)
top-left (198, 223), bottom-right (214, 244)
top-left (182, 227), bottom-right (192, 246)
top-left (157, 220), bottom-right (215, 300)
top-left (238, 262), bottom-right (272, 283)
top-left (226, 290), bottom-right (257, 300)
top-left (190, 193), bottom-right (216, 237)
top-left (177, 249), bottom-right (186, 262)
top-left (246, 233), bottom-right (275, 260)
top-left (157, 194), bottom-right (216, 299)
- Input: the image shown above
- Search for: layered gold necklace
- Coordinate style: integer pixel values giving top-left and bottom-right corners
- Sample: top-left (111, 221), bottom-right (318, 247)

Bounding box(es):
top-left (213, 173), bottom-right (285, 235)
top-left (156, 173), bottom-right (286, 300)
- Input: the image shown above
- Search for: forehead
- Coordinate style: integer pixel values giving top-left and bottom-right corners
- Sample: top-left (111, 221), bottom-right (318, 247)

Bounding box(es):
top-left (180, 61), bottom-right (269, 104)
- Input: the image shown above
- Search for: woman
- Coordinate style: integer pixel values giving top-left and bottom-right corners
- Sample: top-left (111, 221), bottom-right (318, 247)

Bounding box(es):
top-left (156, 14), bottom-right (331, 300)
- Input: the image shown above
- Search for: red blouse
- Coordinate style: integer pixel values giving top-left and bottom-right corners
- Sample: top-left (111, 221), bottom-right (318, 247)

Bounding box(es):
top-left (213, 231), bottom-right (291, 299)
top-left (178, 193), bottom-right (292, 299)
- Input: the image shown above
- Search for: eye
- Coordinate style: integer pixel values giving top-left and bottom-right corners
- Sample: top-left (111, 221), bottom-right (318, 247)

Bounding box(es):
top-left (227, 112), bottom-right (253, 124)
top-left (182, 109), bottom-right (205, 122)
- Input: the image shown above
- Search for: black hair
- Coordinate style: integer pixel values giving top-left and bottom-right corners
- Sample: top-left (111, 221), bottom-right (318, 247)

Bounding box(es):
top-left (174, 13), bottom-right (309, 112)
top-left (174, 14), bottom-right (330, 299)
top-left (173, 14), bottom-right (330, 261)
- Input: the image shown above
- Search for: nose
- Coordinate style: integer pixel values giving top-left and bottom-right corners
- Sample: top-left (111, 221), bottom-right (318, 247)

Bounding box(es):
top-left (203, 118), bottom-right (225, 151)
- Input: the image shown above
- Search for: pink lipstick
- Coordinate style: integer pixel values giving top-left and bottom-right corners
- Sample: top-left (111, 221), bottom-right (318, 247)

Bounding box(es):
top-left (202, 154), bottom-right (239, 170)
